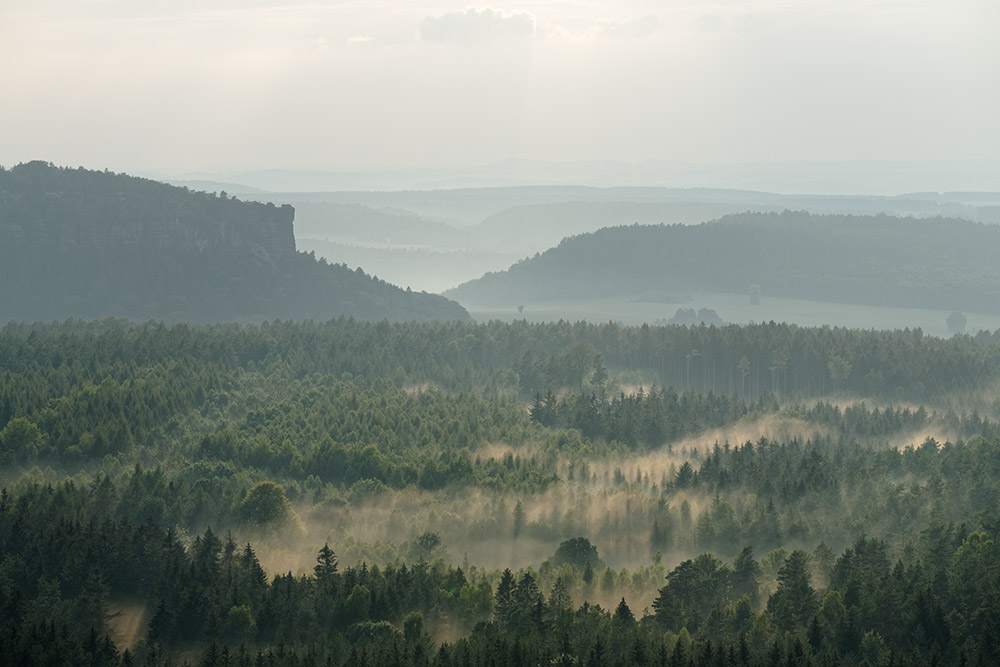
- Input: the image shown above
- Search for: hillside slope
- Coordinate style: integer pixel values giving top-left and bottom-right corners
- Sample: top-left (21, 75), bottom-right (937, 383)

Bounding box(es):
top-left (0, 162), bottom-right (469, 323)
top-left (446, 211), bottom-right (1000, 314)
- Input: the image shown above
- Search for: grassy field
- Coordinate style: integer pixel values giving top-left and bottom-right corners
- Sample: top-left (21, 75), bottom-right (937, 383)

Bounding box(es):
top-left (467, 291), bottom-right (1000, 338)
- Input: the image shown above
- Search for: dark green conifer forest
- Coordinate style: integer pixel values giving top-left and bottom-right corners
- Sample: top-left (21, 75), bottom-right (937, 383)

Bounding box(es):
top-left (4, 317), bottom-right (1000, 665)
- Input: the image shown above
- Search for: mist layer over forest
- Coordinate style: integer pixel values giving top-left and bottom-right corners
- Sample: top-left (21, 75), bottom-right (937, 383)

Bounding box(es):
top-left (5, 317), bottom-right (1000, 666)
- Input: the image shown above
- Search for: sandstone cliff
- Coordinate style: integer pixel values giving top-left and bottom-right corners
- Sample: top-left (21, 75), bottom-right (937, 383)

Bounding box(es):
top-left (0, 162), bottom-right (470, 324)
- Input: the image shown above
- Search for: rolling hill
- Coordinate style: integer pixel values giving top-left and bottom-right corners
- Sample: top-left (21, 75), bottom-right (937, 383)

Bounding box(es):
top-left (446, 210), bottom-right (1000, 316)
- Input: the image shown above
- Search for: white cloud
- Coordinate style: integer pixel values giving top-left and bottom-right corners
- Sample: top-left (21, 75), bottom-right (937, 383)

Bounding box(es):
top-left (419, 7), bottom-right (535, 44)
top-left (599, 15), bottom-right (661, 40)
top-left (2, 0), bottom-right (998, 171)
top-left (345, 34), bottom-right (373, 46)
top-left (541, 15), bottom-right (663, 42)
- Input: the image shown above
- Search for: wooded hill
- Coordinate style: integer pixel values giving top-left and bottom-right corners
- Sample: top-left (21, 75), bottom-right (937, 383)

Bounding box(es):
top-left (0, 162), bottom-right (469, 323)
top-left (446, 211), bottom-right (1000, 314)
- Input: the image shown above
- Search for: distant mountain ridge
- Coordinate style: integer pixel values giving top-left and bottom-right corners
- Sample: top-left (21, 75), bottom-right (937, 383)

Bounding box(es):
top-left (162, 158), bottom-right (1000, 194)
top-left (0, 162), bottom-right (469, 323)
top-left (446, 211), bottom-right (1000, 316)
top-left (270, 186), bottom-right (999, 295)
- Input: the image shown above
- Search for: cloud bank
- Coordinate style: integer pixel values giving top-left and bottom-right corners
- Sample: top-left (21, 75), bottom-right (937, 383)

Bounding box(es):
top-left (419, 7), bottom-right (536, 44)
top-left (600, 15), bottom-right (661, 40)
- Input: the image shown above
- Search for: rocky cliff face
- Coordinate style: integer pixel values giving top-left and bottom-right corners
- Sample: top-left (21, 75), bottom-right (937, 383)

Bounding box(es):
top-left (0, 162), bottom-right (471, 324)
top-left (0, 162), bottom-right (296, 264)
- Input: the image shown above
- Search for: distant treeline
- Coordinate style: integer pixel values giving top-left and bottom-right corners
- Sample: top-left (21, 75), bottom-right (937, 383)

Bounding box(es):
top-left (2, 317), bottom-right (999, 407)
top-left (3, 317), bottom-right (999, 498)
top-left (4, 318), bottom-right (1000, 509)
top-left (448, 211), bottom-right (1000, 315)
top-left (530, 388), bottom-right (1000, 450)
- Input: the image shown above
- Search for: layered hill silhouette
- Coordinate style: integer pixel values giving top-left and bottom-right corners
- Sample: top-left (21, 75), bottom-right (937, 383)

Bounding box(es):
top-left (446, 211), bottom-right (1000, 315)
top-left (0, 162), bottom-right (469, 323)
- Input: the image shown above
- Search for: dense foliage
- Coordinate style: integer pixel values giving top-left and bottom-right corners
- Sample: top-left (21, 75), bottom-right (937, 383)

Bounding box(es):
top-left (3, 318), bottom-right (1000, 665)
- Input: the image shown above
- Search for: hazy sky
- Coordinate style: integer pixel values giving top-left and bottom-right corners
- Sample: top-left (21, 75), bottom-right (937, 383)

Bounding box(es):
top-left (2, 0), bottom-right (998, 173)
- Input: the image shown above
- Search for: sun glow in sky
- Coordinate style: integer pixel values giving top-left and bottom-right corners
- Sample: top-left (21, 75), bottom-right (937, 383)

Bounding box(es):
top-left (1, 0), bottom-right (998, 173)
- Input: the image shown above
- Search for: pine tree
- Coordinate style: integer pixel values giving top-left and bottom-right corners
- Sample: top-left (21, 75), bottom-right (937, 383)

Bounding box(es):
top-left (513, 501), bottom-right (526, 539)
top-left (240, 542), bottom-right (268, 601)
top-left (733, 546), bottom-right (762, 605)
top-left (767, 550), bottom-right (817, 632)
top-left (314, 543), bottom-right (338, 580)
top-left (77, 568), bottom-right (112, 635)
top-left (675, 462), bottom-right (694, 488)
top-left (651, 518), bottom-right (669, 552)
top-left (494, 569), bottom-right (515, 630)
top-left (548, 577), bottom-right (571, 613)
top-left (614, 598), bottom-right (635, 625)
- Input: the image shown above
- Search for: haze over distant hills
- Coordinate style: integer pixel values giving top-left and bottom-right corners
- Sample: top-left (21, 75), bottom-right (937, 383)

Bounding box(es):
top-left (274, 185), bottom-right (1000, 230)
top-left (246, 184), bottom-right (1000, 294)
top-left (445, 211), bottom-right (1000, 317)
top-left (0, 162), bottom-right (469, 323)
top-left (126, 161), bottom-right (1000, 308)
top-left (152, 158), bottom-right (1000, 195)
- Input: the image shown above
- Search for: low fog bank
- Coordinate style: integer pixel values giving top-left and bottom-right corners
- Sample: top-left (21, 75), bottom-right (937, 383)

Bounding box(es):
top-left (206, 400), bottom-right (983, 619)
top-left (296, 238), bottom-right (521, 295)
top-left (466, 293), bottom-right (1000, 339)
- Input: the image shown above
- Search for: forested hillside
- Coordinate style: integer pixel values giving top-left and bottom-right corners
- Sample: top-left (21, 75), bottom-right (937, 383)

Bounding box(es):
top-left (447, 211), bottom-right (1000, 315)
top-left (0, 162), bottom-right (469, 323)
top-left (4, 318), bottom-right (1000, 665)
top-left (260, 187), bottom-right (1000, 296)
